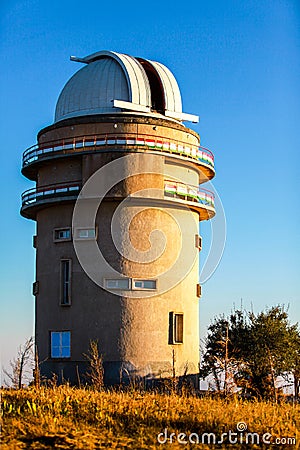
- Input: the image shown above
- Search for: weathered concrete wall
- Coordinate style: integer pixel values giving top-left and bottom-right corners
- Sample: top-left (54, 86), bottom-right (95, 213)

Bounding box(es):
top-left (37, 158), bottom-right (81, 187)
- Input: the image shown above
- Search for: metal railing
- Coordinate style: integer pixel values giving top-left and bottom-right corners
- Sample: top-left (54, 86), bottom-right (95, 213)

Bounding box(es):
top-left (21, 179), bottom-right (215, 210)
top-left (22, 133), bottom-right (214, 169)
top-left (21, 182), bottom-right (81, 207)
top-left (164, 179), bottom-right (215, 207)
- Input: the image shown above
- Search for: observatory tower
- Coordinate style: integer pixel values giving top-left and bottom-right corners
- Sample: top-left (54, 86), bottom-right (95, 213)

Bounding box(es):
top-left (21, 51), bottom-right (215, 385)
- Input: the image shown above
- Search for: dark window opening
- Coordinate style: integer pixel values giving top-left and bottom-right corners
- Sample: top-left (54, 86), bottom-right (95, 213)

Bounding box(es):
top-left (169, 312), bottom-right (184, 344)
top-left (174, 314), bottom-right (184, 343)
top-left (61, 259), bottom-right (71, 305)
top-left (195, 234), bottom-right (202, 250)
top-left (197, 283), bottom-right (202, 298)
top-left (32, 281), bottom-right (39, 296)
top-left (137, 58), bottom-right (165, 113)
top-left (54, 228), bottom-right (71, 242)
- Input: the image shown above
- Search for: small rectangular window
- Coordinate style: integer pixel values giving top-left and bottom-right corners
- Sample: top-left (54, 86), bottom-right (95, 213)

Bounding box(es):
top-left (132, 279), bottom-right (157, 290)
top-left (75, 228), bottom-right (97, 239)
top-left (174, 314), bottom-right (184, 343)
top-left (32, 281), bottom-right (39, 296)
top-left (197, 283), bottom-right (202, 298)
top-left (105, 278), bottom-right (130, 289)
top-left (195, 234), bottom-right (202, 250)
top-left (54, 228), bottom-right (71, 242)
top-left (60, 259), bottom-right (71, 305)
top-left (50, 331), bottom-right (71, 358)
top-left (169, 312), bottom-right (184, 344)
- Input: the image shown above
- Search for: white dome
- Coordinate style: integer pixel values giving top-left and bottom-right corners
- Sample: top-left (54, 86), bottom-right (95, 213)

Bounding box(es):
top-left (54, 50), bottom-right (198, 123)
top-left (55, 58), bottom-right (130, 121)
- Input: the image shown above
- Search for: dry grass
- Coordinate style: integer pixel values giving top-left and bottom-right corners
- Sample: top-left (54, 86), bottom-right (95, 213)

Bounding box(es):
top-left (1, 386), bottom-right (299, 449)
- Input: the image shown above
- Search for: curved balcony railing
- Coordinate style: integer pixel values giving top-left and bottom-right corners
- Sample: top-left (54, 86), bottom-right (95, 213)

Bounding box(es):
top-left (164, 179), bottom-right (215, 208)
top-left (22, 133), bottom-right (214, 169)
top-left (21, 182), bottom-right (81, 208)
top-left (21, 179), bottom-right (215, 214)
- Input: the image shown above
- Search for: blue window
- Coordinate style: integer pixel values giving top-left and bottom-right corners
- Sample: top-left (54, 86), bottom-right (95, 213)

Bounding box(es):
top-left (132, 279), bottom-right (157, 290)
top-left (51, 331), bottom-right (71, 358)
top-left (54, 228), bottom-right (71, 242)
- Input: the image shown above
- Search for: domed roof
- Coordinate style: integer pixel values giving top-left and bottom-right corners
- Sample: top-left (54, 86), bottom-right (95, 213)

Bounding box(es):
top-left (54, 50), bottom-right (198, 123)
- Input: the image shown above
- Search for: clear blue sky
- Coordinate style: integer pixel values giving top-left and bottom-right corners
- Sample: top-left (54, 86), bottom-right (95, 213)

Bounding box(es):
top-left (1, 0), bottom-right (299, 374)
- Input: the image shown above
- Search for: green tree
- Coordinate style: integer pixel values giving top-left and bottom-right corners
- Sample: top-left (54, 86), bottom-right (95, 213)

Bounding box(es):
top-left (247, 306), bottom-right (299, 400)
top-left (200, 310), bottom-right (250, 394)
top-left (200, 306), bottom-right (300, 400)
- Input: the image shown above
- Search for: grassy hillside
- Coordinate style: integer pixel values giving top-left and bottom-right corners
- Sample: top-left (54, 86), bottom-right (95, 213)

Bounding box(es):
top-left (1, 386), bottom-right (299, 449)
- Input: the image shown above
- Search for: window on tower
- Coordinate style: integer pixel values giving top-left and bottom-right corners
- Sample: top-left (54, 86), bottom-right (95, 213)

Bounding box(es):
top-left (50, 331), bottom-right (71, 358)
top-left (74, 227), bottom-right (97, 240)
top-left (60, 259), bottom-right (72, 305)
top-left (132, 279), bottom-right (157, 290)
top-left (196, 283), bottom-right (202, 298)
top-left (195, 234), bottom-right (202, 250)
top-left (105, 278), bottom-right (130, 290)
top-left (169, 312), bottom-right (184, 344)
top-left (53, 228), bottom-right (71, 242)
top-left (104, 278), bottom-right (157, 290)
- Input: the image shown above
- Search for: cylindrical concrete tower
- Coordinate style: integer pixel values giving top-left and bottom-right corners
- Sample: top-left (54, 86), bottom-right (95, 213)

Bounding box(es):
top-left (21, 51), bottom-right (215, 386)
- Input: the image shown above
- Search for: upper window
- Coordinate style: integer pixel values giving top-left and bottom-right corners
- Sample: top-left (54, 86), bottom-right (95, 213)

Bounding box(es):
top-left (51, 331), bottom-right (71, 358)
top-left (105, 278), bottom-right (130, 290)
top-left (60, 259), bottom-right (71, 305)
top-left (54, 228), bottom-right (71, 242)
top-left (132, 279), bottom-right (157, 290)
top-left (74, 228), bottom-right (97, 239)
top-left (195, 234), bottom-right (202, 250)
top-left (197, 283), bottom-right (202, 298)
top-left (104, 278), bottom-right (157, 291)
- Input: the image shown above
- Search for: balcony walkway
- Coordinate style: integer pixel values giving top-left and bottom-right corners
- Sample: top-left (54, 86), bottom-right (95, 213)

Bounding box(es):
top-left (21, 180), bottom-right (215, 220)
top-left (22, 133), bottom-right (215, 181)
